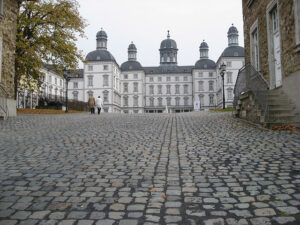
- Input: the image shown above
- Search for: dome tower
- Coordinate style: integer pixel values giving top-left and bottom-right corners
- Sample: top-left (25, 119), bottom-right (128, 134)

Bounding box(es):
top-left (128, 42), bottom-right (137, 61)
top-left (96, 28), bottom-right (108, 50)
top-left (200, 40), bottom-right (209, 59)
top-left (227, 24), bottom-right (239, 46)
top-left (159, 31), bottom-right (178, 66)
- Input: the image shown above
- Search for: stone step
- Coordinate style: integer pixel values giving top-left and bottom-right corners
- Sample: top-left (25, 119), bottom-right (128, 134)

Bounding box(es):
top-left (268, 114), bottom-right (300, 122)
top-left (268, 105), bottom-right (295, 110)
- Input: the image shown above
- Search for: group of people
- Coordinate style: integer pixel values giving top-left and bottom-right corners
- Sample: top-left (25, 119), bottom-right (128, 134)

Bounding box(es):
top-left (88, 96), bottom-right (103, 114)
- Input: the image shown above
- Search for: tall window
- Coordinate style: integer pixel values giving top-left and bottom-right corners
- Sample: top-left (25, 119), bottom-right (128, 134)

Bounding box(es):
top-left (227, 72), bottom-right (233, 83)
top-left (175, 97), bottom-right (180, 106)
top-left (250, 20), bottom-right (260, 71)
top-left (184, 85), bottom-right (188, 94)
top-left (158, 85), bottom-right (162, 94)
top-left (88, 76), bottom-right (93, 86)
top-left (227, 89), bottom-right (233, 100)
top-left (175, 85), bottom-right (180, 94)
top-left (150, 98), bottom-right (154, 106)
top-left (0, 37), bottom-right (3, 82)
top-left (167, 97), bottom-right (171, 106)
top-left (124, 74), bottom-right (128, 79)
top-left (209, 95), bottom-right (214, 105)
top-left (60, 79), bottom-right (62, 86)
top-left (73, 92), bottom-right (78, 101)
top-left (88, 65), bottom-right (93, 71)
top-left (158, 98), bottom-right (162, 106)
top-left (184, 76), bottom-right (188, 81)
top-left (166, 85), bottom-right (171, 94)
top-left (55, 78), bottom-right (57, 85)
top-left (167, 77), bottom-right (170, 81)
top-left (134, 83), bottom-right (138, 92)
top-left (103, 75), bottom-right (109, 86)
top-left (184, 97), bottom-right (188, 106)
top-left (209, 81), bottom-right (214, 91)
top-left (123, 83), bottom-right (128, 93)
top-left (134, 74), bottom-right (138, 79)
top-left (103, 91), bottom-right (108, 102)
top-left (199, 95), bottom-right (204, 106)
top-left (49, 76), bottom-right (52, 83)
top-left (175, 76), bottom-right (179, 81)
top-left (158, 77), bottom-right (162, 82)
top-left (198, 72), bottom-right (203, 77)
top-left (103, 65), bottom-right (108, 71)
top-left (150, 77), bottom-right (154, 82)
top-left (209, 72), bottom-right (213, 77)
top-left (73, 82), bottom-right (78, 88)
top-left (123, 96), bottom-right (128, 106)
top-left (226, 62), bottom-right (232, 68)
top-left (134, 96), bottom-right (139, 106)
top-left (198, 81), bottom-right (204, 91)
top-left (149, 85), bottom-right (154, 94)
top-left (87, 91), bottom-right (93, 97)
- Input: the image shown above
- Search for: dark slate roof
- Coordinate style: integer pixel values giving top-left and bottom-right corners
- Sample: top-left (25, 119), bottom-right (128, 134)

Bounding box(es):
top-left (69, 69), bottom-right (84, 78)
top-left (121, 61), bottom-right (143, 71)
top-left (96, 30), bottom-right (107, 38)
top-left (194, 59), bottom-right (216, 69)
top-left (228, 25), bottom-right (238, 35)
top-left (144, 66), bottom-right (193, 74)
top-left (160, 39), bottom-right (177, 49)
top-left (200, 41), bottom-right (208, 49)
top-left (85, 50), bottom-right (116, 62)
top-left (128, 43), bottom-right (137, 51)
top-left (221, 46), bottom-right (245, 57)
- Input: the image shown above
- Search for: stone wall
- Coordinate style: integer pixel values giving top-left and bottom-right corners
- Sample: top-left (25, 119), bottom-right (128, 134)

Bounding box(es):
top-left (0, 0), bottom-right (18, 99)
top-left (235, 91), bottom-right (263, 124)
top-left (242, 0), bottom-right (300, 81)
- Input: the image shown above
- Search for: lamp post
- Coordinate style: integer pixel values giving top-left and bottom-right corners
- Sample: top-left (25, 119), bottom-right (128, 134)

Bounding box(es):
top-left (219, 62), bottom-right (226, 109)
top-left (63, 69), bottom-right (70, 113)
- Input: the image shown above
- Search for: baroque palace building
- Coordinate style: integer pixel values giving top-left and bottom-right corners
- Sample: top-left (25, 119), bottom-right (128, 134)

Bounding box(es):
top-left (68, 25), bottom-right (245, 113)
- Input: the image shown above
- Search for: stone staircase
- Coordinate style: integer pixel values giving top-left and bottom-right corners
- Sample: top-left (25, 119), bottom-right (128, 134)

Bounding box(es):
top-left (264, 88), bottom-right (300, 127)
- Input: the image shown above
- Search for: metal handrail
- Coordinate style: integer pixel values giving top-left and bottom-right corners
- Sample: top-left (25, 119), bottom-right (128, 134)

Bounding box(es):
top-left (0, 84), bottom-right (8, 118)
top-left (234, 64), bottom-right (269, 122)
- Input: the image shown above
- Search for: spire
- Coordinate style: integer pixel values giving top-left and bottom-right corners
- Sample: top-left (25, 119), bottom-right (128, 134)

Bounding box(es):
top-left (227, 24), bottom-right (239, 46)
top-left (199, 40), bottom-right (209, 59)
top-left (96, 28), bottom-right (108, 50)
top-left (167, 30), bottom-right (170, 39)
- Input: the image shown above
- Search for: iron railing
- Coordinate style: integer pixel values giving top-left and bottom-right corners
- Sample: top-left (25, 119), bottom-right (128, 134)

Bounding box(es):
top-left (0, 84), bottom-right (8, 118)
top-left (234, 64), bottom-right (269, 121)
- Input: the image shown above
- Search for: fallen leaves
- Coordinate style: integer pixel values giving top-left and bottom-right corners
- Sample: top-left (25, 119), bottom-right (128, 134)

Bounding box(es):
top-left (160, 195), bottom-right (167, 199)
top-left (149, 189), bottom-right (157, 193)
top-left (271, 125), bottom-right (300, 134)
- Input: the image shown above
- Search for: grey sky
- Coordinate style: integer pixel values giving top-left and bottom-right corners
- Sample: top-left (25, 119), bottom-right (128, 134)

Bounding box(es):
top-left (76, 0), bottom-right (244, 67)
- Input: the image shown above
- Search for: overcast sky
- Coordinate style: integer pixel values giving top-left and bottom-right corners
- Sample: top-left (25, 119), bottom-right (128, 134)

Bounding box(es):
top-left (76, 0), bottom-right (244, 68)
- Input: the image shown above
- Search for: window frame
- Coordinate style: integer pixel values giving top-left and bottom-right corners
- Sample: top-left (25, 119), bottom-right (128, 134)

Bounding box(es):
top-left (0, 37), bottom-right (2, 83)
top-left (0, 0), bottom-right (3, 18)
top-left (250, 19), bottom-right (260, 71)
top-left (294, 0), bottom-right (300, 52)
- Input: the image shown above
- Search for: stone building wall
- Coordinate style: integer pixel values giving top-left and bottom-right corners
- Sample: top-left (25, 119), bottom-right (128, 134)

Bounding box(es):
top-left (0, 0), bottom-right (18, 99)
top-left (242, 0), bottom-right (300, 81)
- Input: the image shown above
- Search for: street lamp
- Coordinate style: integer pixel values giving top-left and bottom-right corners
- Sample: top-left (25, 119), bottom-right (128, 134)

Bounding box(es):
top-left (219, 62), bottom-right (226, 109)
top-left (63, 69), bottom-right (70, 113)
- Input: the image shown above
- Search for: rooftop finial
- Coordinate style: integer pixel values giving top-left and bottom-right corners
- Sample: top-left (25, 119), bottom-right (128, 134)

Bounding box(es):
top-left (131, 41), bottom-right (133, 44)
top-left (232, 23), bottom-right (234, 26)
top-left (167, 30), bottom-right (170, 39)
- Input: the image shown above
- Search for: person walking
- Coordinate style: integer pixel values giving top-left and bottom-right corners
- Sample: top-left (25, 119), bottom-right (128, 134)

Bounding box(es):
top-left (95, 96), bottom-right (103, 115)
top-left (88, 95), bottom-right (96, 114)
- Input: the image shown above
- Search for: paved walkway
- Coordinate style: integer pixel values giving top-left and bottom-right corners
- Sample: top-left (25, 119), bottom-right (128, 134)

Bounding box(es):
top-left (0, 112), bottom-right (299, 225)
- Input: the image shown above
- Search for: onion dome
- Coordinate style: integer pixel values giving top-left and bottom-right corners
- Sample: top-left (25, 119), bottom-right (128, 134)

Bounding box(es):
top-left (159, 31), bottom-right (178, 66)
top-left (121, 42), bottom-right (143, 71)
top-left (199, 40), bottom-right (209, 59)
top-left (85, 28), bottom-right (116, 63)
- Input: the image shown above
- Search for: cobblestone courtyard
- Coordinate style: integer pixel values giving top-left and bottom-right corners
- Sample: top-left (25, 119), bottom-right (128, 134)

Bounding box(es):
top-left (0, 112), bottom-right (299, 225)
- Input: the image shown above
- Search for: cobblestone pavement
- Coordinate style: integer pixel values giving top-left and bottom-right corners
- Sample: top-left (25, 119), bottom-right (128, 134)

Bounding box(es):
top-left (0, 112), bottom-right (300, 225)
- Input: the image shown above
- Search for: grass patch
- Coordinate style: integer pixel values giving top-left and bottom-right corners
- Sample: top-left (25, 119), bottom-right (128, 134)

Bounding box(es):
top-left (210, 107), bottom-right (235, 112)
top-left (17, 108), bottom-right (85, 114)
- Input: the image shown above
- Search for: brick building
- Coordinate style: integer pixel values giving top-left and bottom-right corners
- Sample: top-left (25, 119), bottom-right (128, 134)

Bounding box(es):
top-left (0, 0), bottom-right (18, 118)
top-left (234, 0), bottom-right (300, 126)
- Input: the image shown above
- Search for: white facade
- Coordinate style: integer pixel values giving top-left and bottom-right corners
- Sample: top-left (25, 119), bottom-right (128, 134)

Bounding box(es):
top-left (68, 26), bottom-right (244, 113)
